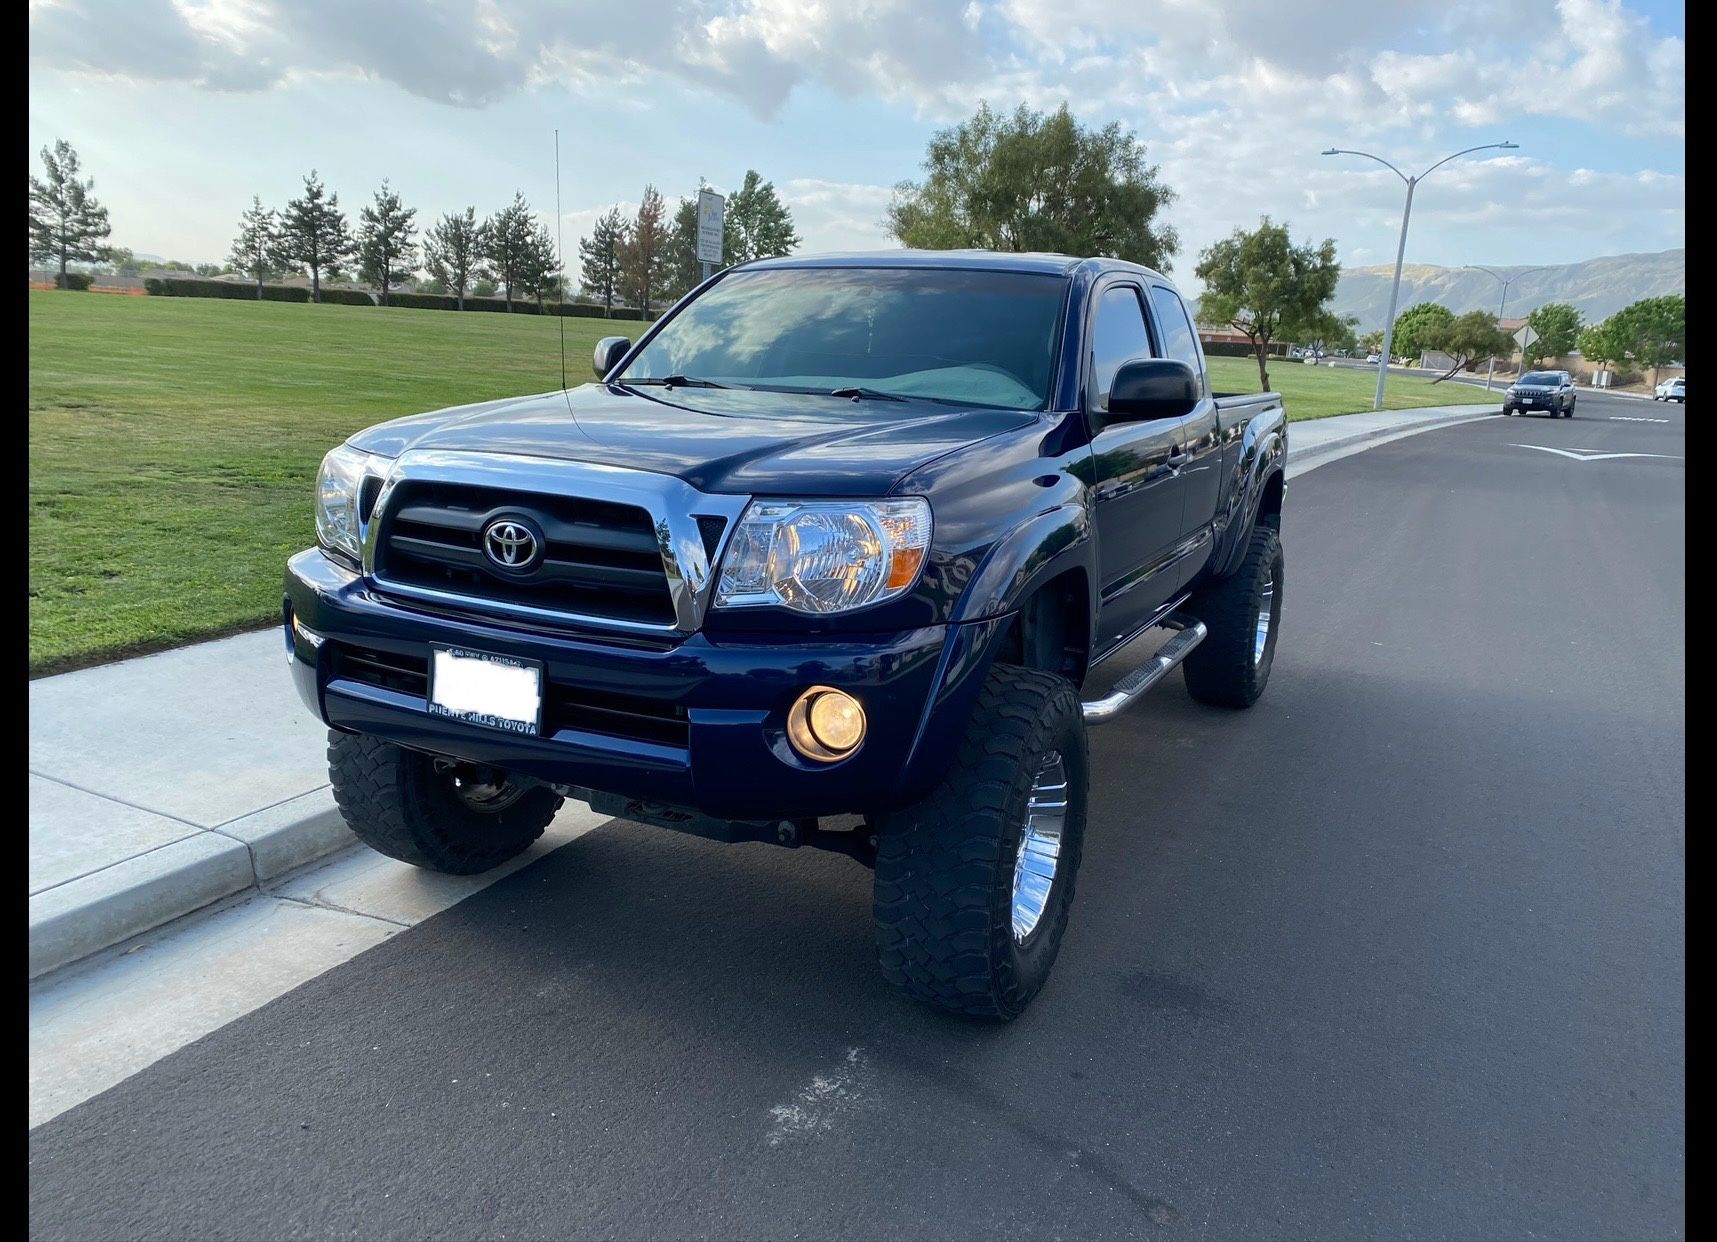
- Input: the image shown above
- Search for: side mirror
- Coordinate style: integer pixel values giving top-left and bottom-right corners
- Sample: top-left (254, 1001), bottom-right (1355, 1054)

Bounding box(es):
top-left (594, 336), bottom-right (631, 380)
top-left (1105, 359), bottom-right (1199, 424)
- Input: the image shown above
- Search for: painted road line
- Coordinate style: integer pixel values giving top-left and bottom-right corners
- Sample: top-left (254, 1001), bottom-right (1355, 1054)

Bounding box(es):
top-left (1610, 416), bottom-right (1671, 423)
top-left (1510, 445), bottom-right (1685, 462)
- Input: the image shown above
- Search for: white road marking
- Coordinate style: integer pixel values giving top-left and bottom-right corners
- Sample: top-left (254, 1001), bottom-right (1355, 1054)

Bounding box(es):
top-left (1510, 444), bottom-right (1684, 463)
top-left (1609, 416), bottom-right (1671, 423)
top-left (767, 1047), bottom-right (870, 1146)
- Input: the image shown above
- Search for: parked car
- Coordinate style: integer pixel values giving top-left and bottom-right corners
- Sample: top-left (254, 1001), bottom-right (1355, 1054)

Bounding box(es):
top-left (1503, 369), bottom-right (1577, 418)
top-left (1365, 353), bottom-right (1380, 364)
top-left (1653, 377), bottom-right (1685, 403)
top-left (285, 251), bottom-right (1291, 1019)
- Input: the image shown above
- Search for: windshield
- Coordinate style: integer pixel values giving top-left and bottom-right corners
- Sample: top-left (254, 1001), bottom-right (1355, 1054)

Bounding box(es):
top-left (620, 267), bottom-right (1068, 411)
top-left (1520, 372), bottom-right (1564, 385)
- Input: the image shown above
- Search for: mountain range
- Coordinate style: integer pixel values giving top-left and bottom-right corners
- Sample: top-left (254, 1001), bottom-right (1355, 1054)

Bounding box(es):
top-left (1328, 248), bottom-right (1683, 332)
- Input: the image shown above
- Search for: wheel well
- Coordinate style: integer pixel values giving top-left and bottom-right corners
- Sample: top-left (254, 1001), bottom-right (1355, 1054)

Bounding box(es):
top-left (995, 569), bottom-right (1091, 688)
top-left (1257, 470), bottom-right (1284, 528)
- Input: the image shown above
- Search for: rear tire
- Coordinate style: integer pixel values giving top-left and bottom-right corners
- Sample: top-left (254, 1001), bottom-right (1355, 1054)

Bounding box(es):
top-left (872, 665), bottom-right (1089, 1020)
top-left (328, 730), bottom-right (561, 874)
top-left (1183, 523), bottom-right (1283, 709)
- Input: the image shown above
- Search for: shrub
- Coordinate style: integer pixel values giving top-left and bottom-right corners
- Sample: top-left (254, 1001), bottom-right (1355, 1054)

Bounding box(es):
top-left (54, 272), bottom-right (94, 291)
top-left (313, 288), bottom-right (377, 306)
top-left (390, 291), bottom-right (463, 312)
top-left (144, 277), bottom-right (311, 302)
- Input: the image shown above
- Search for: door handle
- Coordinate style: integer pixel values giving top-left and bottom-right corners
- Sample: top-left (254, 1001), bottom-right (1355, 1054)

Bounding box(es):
top-left (1166, 450), bottom-right (1189, 469)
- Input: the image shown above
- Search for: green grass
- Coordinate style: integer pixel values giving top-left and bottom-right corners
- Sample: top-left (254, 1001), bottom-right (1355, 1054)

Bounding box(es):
top-left (29, 292), bottom-right (1492, 673)
top-left (1206, 355), bottom-right (1485, 421)
top-left (30, 291), bottom-right (622, 673)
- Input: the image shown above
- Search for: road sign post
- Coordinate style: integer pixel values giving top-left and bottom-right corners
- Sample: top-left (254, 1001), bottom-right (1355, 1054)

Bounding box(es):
top-left (696, 188), bottom-right (725, 285)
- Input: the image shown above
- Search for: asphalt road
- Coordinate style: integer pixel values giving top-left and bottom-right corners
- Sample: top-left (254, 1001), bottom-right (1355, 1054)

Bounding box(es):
top-left (30, 393), bottom-right (1684, 1240)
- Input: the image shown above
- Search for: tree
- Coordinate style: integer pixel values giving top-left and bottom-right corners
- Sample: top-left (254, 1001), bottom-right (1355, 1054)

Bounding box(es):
top-left (887, 102), bottom-right (1178, 270)
top-left (1360, 328), bottom-right (1385, 355)
top-left (1421, 310), bottom-right (1516, 382)
top-left (578, 207), bottom-right (626, 315)
top-left (356, 180), bottom-right (418, 307)
top-left (473, 277), bottom-right (499, 298)
top-left (482, 193), bottom-right (536, 311)
top-left (422, 208), bottom-right (487, 309)
top-left (228, 197), bottom-right (279, 299)
top-left (276, 171), bottom-right (354, 303)
top-left (29, 139), bottom-right (115, 280)
top-left (1194, 217), bottom-right (1340, 391)
top-left (662, 195), bottom-right (705, 302)
top-left (1577, 319), bottom-right (1627, 372)
top-left (1604, 295), bottom-right (1685, 385)
top-left (1525, 302), bottom-right (1582, 364)
top-left (617, 185), bottom-right (670, 315)
top-left (1390, 302), bottom-right (1455, 364)
top-left (724, 169), bottom-right (800, 264)
top-left (518, 222), bottom-right (561, 311)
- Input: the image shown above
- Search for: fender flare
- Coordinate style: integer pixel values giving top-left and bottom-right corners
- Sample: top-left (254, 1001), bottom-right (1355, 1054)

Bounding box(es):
top-left (1213, 418), bottom-right (1287, 579)
top-left (948, 500), bottom-right (1096, 634)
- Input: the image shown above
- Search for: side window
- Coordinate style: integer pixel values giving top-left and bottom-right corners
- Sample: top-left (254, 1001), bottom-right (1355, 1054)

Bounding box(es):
top-left (1089, 286), bottom-right (1152, 411)
top-left (1148, 284), bottom-right (1206, 395)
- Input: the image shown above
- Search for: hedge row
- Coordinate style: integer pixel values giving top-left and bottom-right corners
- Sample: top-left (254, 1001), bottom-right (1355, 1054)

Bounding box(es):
top-left (145, 277), bottom-right (311, 301)
top-left (55, 272), bottom-right (94, 291)
top-left (1199, 340), bottom-right (1291, 359)
top-left (141, 275), bottom-right (658, 320)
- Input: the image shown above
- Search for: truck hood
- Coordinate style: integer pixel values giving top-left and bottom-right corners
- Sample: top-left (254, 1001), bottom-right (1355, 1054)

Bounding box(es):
top-left (347, 383), bottom-right (1038, 496)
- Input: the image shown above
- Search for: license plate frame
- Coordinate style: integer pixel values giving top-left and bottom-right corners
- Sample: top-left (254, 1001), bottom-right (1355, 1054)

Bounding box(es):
top-left (426, 644), bottom-right (544, 736)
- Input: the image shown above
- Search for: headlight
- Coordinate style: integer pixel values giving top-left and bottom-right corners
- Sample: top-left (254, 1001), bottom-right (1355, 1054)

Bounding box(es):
top-left (714, 498), bottom-right (932, 614)
top-left (315, 444), bottom-right (384, 563)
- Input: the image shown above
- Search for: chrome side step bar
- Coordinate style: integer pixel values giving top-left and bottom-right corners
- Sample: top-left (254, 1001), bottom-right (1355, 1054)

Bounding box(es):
top-left (1081, 619), bottom-right (1208, 725)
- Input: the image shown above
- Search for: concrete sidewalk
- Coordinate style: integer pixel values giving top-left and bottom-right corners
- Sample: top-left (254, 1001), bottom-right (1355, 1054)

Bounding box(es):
top-left (27, 401), bottom-right (1497, 978)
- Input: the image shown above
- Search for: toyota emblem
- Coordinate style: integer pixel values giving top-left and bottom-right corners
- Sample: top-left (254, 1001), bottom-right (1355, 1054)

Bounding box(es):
top-left (482, 518), bottom-right (541, 571)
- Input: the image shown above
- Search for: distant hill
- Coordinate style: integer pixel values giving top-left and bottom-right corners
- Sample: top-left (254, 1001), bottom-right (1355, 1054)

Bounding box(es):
top-left (1330, 249), bottom-right (1683, 332)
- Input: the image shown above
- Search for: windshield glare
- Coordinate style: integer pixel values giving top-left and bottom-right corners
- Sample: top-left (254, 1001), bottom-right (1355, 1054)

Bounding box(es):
top-left (620, 267), bottom-right (1067, 411)
top-left (1520, 372), bottom-right (1564, 385)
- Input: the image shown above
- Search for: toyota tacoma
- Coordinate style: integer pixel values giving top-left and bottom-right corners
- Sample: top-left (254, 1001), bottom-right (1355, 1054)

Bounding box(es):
top-left (285, 251), bottom-right (1288, 1018)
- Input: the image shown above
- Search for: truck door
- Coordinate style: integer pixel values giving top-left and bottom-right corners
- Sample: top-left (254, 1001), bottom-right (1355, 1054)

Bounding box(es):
top-left (1086, 282), bottom-right (1191, 652)
top-left (1146, 283), bottom-right (1222, 591)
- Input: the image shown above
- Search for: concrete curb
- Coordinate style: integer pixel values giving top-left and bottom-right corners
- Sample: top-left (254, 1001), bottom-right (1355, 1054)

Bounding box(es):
top-left (28, 789), bottom-right (353, 980)
top-left (1287, 404), bottom-right (1497, 477)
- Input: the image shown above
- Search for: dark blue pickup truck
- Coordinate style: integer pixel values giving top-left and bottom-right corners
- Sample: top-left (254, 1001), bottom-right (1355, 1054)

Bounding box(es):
top-left (285, 250), bottom-right (1288, 1018)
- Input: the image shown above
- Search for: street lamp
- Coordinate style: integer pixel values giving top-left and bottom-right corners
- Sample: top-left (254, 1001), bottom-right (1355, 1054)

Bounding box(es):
top-left (1465, 264), bottom-right (1548, 392)
top-left (1323, 141), bottom-right (1519, 410)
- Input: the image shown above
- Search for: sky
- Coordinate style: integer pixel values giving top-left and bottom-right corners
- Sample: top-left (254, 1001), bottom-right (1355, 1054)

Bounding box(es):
top-left (28, 0), bottom-right (1684, 293)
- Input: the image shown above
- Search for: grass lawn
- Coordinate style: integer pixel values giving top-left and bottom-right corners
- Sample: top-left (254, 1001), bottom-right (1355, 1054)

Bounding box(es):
top-left (29, 291), bottom-right (1492, 673)
top-left (1206, 355), bottom-right (1486, 420)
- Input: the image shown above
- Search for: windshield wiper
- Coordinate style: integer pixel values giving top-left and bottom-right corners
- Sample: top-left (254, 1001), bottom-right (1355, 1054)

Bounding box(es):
top-left (627, 375), bottom-right (732, 390)
top-left (827, 385), bottom-right (906, 402)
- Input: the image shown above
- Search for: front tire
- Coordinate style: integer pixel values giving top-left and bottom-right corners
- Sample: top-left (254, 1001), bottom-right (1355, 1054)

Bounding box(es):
top-left (1183, 523), bottom-right (1283, 709)
top-left (328, 731), bottom-right (562, 874)
top-left (872, 665), bottom-right (1089, 1020)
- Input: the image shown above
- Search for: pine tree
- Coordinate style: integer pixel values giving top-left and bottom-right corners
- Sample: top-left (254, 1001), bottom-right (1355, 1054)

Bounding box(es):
top-left (276, 171), bottom-right (354, 303)
top-left (356, 180), bottom-right (419, 306)
top-left (724, 170), bottom-right (799, 264)
top-left (422, 208), bottom-right (488, 310)
top-left (481, 193), bottom-right (536, 311)
top-left (29, 139), bottom-right (115, 281)
top-left (228, 196), bottom-right (279, 300)
top-left (617, 185), bottom-right (670, 315)
top-left (578, 207), bottom-right (626, 316)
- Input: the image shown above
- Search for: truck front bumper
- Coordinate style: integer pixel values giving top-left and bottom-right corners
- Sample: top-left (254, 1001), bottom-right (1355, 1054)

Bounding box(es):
top-left (284, 549), bottom-right (1005, 820)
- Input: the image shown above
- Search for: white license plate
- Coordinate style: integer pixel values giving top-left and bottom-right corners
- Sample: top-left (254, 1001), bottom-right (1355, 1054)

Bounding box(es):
top-left (427, 646), bottom-right (543, 735)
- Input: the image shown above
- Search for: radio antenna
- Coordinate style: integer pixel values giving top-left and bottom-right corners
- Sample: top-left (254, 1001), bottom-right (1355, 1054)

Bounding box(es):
top-left (554, 128), bottom-right (567, 392)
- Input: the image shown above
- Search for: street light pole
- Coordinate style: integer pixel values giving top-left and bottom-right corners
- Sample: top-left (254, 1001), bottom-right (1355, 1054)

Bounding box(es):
top-left (1465, 264), bottom-right (1548, 391)
top-left (1323, 141), bottom-right (1519, 411)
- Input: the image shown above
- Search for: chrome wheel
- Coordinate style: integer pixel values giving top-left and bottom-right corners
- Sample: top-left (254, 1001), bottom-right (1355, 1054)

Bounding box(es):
top-left (1011, 751), bottom-right (1068, 942)
top-left (1253, 568), bottom-right (1275, 666)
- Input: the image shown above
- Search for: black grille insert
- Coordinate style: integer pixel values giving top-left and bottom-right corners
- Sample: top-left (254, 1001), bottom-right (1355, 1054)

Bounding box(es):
top-left (376, 481), bottom-right (674, 625)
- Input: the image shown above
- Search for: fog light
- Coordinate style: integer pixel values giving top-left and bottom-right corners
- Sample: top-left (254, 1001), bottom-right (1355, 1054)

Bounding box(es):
top-left (787, 686), bottom-right (866, 762)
